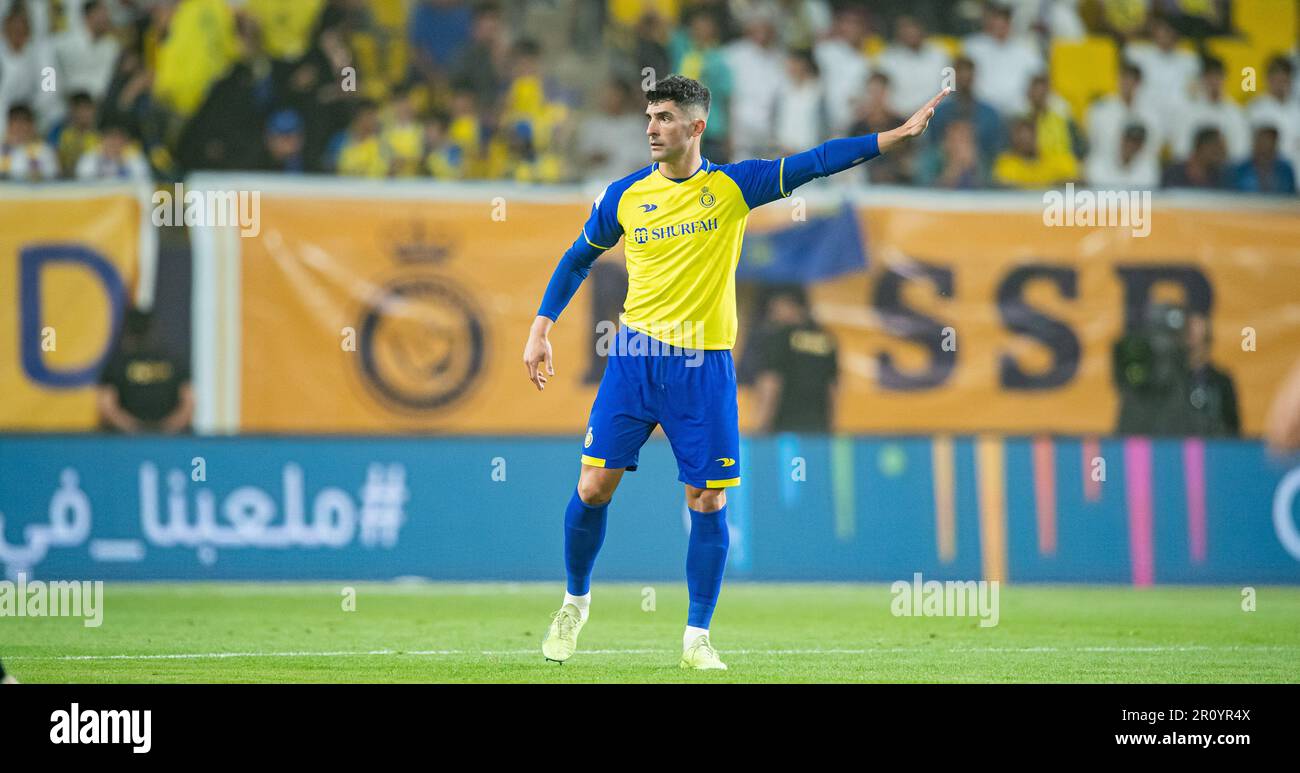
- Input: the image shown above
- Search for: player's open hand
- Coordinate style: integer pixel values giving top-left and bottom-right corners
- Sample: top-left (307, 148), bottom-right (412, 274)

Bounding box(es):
top-left (902, 87), bottom-right (951, 138)
top-left (523, 318), bottom-right (555, 391)
top-left (879, 87), bottom-right (951, 153)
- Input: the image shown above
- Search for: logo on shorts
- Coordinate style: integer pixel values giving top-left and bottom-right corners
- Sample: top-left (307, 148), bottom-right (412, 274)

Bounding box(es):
top-left (716, 457), bottom-right (736, 467)
top-left (584, 426), bottom-right (594, 448)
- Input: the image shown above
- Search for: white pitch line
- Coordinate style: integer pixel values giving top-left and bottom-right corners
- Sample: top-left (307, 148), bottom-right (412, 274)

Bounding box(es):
top-left (9, 644), bottom-right (1298, 662)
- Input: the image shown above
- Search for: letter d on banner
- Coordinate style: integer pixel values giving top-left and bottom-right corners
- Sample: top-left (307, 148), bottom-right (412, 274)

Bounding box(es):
top-left (20, 244), bottom-right (126, 387)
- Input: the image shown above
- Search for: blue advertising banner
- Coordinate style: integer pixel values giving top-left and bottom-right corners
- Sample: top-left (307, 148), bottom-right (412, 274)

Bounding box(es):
top-left (1, 435), bottom-right (1297, 584)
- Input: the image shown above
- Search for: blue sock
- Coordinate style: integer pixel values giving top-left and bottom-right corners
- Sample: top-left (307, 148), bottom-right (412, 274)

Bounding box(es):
top-left (565, 489), bottom-right (609, 595)
top-left (686, 505), bottom-right (730, 628)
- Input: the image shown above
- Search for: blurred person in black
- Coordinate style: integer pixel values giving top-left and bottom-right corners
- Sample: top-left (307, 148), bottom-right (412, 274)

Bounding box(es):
top-left (847, 72), bottom-right (911, 184)
top-left (1162, 127), bottom-right (1229, 189)
top-left (1114, 305), bottom-right (1238, 436)
top-left (97, 308), bottom-right (193, 434)
top-left (752, 289), bottom-right (839, 433)
top-left (1185, 311), bottom-right (1239, 436)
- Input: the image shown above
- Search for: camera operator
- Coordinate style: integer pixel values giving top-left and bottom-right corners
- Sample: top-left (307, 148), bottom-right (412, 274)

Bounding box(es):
top-left (1113, 305), bottom-right (1238, 436)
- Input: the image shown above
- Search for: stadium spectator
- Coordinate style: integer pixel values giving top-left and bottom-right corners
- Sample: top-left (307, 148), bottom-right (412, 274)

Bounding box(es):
top-left (1154, 0), bottom-right (1230, 38)
top-left (409, 0), bottom-right (474, 83)
top-left (1161, 126), bottom-right (1228, 189)
top-left (961, 2), bottom-right (1044, 117)
top-left (443, 86), bottom-right (486, 177)
top-left (773, 49), bottom-right (825, 156)
top-left (448, 2), bottom-right (509, 112)
top-left (752, 289), bottom-right (839, 434)
top-left (1246, 57), bottom-right (1300, 174)
top-left (1230, 126), bottom-right (1296, 195)
top-left (0, 1), bottom-right (56, 137)
top-left (1, 103), bottom-right (58, 179)
top-left (334, 100), bottom-right (390, 177)
top-left (1081, 0), bottom-right (1149, 40)
top-left (875, 15), bottom-right (949, 117)
top-left (575, 78), bottom-right (649, 183)
top-left (993, 116), bottom-right (1078, 188)
top-left (812, 5), bottom-right (871, 134)
top-left (1008, 0), bottom-right (1086, 39)
top-left (1168, 56), bottom-right (1249, 163)
top-left (424, 111), bottom-right (463, 179)
top-left (770, 0), bottom-right (832, 50)
top-left (847, 73), bottom-right (912, 184)
top-left (383, 85), bottom-right (425, 177)
top-left (1026, 73), bottom-right (1084, 167)
top-left (260, 109), bottom-right (305, 173)
top-left (725, 6), bottom-right (785, 160)
top-left (74, 120), bottom-right (148, 180)
top-left (1124, 14), bottom-right (1200, 121)
top-left (175, 13), bottom-right (274, 172)
top-left (98, 48), bottom-right (152, 148)
top-left (49, 90), bottom-right (100, 177)
top-left (1086, 124), bottom-right (1159, 188)
top-left (670, 9), bottom-right (732, 161)
top-left (1086, 61), bottom-right (1161, 181)
top-left (97, 308), bottom-right (194, 435)
top-left (626, 10), bottom-right (672, 96)
top-left (918, 118), bottom-right (990, 189)
top-left (498, 38), bottom-right (569, 182)
top-left (928, 56), bottom-right (1005, 160)
top-left (52, 0), bottom-right (120, 101)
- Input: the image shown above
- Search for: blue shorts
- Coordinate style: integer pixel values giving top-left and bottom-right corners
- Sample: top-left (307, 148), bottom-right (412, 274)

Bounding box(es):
top-left (581, 326), bottom-right (740, 489)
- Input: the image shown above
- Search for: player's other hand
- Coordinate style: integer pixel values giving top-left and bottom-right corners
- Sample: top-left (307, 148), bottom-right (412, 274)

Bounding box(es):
top-left (879, 87), bottom-right (951, 152)
top-left (524, 316), bottom-right (555, 391)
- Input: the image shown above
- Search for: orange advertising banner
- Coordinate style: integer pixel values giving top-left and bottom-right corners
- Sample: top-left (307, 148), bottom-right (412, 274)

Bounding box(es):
top-left (189, 177), bottom-right (1300, 437)
top-left (0, 186), bottom-right (144, 430)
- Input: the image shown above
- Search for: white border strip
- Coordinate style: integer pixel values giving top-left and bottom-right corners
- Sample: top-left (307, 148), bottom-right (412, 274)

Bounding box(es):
top-left (182, 173), bottom-right (1300, 214)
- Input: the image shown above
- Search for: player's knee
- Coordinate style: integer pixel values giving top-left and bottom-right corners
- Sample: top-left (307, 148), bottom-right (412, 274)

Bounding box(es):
top-left (577, 469), bottom-right (619, 505)
top-left (685, 486), bottom-right (726, 512)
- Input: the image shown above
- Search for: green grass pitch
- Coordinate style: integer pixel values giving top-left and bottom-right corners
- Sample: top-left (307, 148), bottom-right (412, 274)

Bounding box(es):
top-left (5, 582), bottom-right (1299, 683)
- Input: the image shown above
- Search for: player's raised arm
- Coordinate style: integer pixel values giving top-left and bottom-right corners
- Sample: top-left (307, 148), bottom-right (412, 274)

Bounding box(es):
top-left (524, 186), bottom-right (625, 391)
top-left (724, 87), bottom-right (951, 210)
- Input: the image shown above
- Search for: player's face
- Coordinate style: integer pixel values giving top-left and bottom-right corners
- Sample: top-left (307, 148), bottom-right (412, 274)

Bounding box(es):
top-left (645, 100), bottom-right (702, 162)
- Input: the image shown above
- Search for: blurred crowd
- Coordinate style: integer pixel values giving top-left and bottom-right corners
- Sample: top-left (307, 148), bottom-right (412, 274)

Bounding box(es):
top-left (0, 0), bottom-right (1297, 193)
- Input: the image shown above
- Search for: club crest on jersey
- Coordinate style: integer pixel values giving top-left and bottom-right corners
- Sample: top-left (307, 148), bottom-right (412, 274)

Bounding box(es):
top-left (699, 187), bottom-right (715, 208)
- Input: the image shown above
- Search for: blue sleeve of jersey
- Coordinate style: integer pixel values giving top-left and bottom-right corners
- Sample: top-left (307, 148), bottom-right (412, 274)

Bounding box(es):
top-left (725, 134), bottom-right (881, 209)
top-left (536, 186), bottom-right (625, 321)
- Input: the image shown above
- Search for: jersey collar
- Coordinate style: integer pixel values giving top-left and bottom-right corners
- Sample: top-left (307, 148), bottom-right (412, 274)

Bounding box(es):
top-left (655, 158), bottom-right (710, 183)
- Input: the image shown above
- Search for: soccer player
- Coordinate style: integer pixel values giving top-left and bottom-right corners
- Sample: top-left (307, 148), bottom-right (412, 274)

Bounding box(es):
top-left (524, 75), bottom-right (947, 669)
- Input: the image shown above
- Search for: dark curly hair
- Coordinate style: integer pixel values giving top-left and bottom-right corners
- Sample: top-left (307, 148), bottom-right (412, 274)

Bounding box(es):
top-left (645, 74), bottom-right (711, 117)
